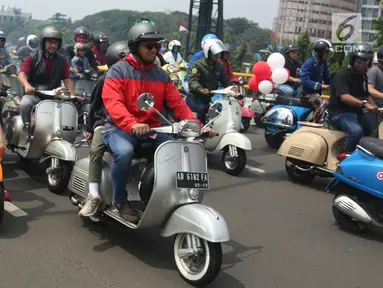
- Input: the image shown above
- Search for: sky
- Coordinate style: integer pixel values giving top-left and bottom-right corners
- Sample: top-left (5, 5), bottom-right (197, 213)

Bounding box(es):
top-left (1, 0), bottom-right (279, 29)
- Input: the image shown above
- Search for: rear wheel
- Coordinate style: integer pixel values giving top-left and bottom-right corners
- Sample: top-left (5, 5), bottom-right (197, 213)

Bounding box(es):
top-left (285, 157), bottom-right (316, 184)
top-left (332, 204), bottom-right (367, 233)
top-left (240, 117), bottom-right (250, 133)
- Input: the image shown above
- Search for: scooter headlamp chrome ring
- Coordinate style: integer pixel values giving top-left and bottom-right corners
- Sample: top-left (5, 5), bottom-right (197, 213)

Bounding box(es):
top-left (178, 120), bottom-right (201, 138)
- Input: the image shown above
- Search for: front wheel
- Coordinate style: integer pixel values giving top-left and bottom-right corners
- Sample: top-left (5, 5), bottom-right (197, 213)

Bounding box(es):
top-left (264, 127), bottom-right (285, 149)
top-left (240, 117), bottom-right (250, 133)
top-left (222, 146), bottom-right (246, 176)
top-left (174, 233), bottom-right (222, 287)
top-left (47, 160), bottom-right (73, 194)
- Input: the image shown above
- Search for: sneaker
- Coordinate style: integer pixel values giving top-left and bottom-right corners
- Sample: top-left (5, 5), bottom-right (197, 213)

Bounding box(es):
top-left (3, 188), bottom-right (11, 201)
top-left (115, 202), bottom-right (139, 223)
top-left (78, 194), bottom-right (102, 217)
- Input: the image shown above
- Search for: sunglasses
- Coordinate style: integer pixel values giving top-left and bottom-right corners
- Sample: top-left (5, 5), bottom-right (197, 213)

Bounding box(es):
top-left (357, 58), bottom-right (371, 64)
top-left (0, 39), bottom-right (5, 42)
top-left (143, 43), bottom-right (160, 50)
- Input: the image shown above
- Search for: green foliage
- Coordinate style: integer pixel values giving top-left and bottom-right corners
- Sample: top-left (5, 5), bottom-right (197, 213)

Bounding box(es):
top-left (296, 29), bottom-right (311, 64)
top-left (372, 16), bottom-right (383, 48)
top-left (224, 31), bottom-right (232, 44)
top-left (231, 40), bottom-right (249, 71)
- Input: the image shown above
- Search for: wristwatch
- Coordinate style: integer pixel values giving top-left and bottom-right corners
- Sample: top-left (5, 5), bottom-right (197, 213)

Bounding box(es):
top-left (362, 100), bottom-right (367, 108)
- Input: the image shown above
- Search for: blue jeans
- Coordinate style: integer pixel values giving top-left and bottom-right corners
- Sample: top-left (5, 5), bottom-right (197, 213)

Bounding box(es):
top-left (331, 112), bottom-right (378, 153)
top-left (277, 84), bottom-right (301, 98)
top-left (103, 127), bottom-right (173, 204)
top-left (186, 96), bottom-right (209, 124)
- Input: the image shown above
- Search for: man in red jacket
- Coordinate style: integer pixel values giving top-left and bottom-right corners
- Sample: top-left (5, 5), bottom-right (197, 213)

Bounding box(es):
top-left (102, 22), bottom-right (215, 222)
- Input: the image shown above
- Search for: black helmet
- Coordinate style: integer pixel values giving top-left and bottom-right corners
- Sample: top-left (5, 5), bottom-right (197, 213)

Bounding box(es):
top-left (106, 41), bottom-right (130, 67)
top-left (348, 43), bottom-right (374, 65)
top-left (313, 39), bottom-right (333, 57)
top-left (73, 26), bottom-right (89, 41)
top-left (95, 32), bottom-right (109, 44)
top-left (89, 33), bottom-right (95, 43)
top-left (127, 22), bottom-right (164, 53)
top-left (284, 44), bottom-right (298, 54)
top-left (40, 26), bottom-right (62, 50)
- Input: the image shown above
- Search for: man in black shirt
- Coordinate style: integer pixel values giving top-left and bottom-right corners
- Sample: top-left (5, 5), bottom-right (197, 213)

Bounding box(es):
top-left (278, 44), bottom-right (301, 98)
top-left (328, 43), bottom-right (378, 153)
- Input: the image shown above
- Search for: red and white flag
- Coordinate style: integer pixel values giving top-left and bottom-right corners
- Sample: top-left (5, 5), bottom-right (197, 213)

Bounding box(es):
top-left (179, 22), bottom-right (189, 33)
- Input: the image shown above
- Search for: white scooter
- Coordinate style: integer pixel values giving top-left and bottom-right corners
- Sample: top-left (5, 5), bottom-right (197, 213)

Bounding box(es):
top-left (4, 88), bottom-right (80, 193)
top-left (69, 93), bottom-right (229, 287)
top-left (205, 86), bottom-right (252, 176)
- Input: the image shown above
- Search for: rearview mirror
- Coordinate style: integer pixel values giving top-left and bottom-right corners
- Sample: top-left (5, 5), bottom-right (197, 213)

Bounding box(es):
top-left (137, 93), bottom-right (155, 111)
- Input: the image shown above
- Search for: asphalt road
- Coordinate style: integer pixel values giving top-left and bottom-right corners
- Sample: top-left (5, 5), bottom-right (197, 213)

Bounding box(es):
top-left (0, 125), bottom-right (382, 288)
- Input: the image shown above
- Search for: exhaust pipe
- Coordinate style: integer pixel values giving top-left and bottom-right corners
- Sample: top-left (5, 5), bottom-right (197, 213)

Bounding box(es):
top-left (70, 195), bottom-right (79, 206)
top-left (333, 195), bottom-right (372, 224)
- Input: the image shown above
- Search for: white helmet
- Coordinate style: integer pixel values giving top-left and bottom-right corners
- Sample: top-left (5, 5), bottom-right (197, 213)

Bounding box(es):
top-left (27, 34), bottom-right (39, 51)
top-left (202, 38), bottom-right (223, 52)
top-left (168, 40), bottom-right (181, 50)
top-left (203, 39), bottom-right (225, 58)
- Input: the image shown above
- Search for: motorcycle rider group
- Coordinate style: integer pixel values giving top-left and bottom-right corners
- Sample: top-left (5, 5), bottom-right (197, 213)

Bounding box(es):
top-left (0, 18), bottom-right (382, 221)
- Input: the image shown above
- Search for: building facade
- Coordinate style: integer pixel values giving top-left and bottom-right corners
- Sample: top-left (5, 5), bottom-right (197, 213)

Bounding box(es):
top-left (273, 0), bottom-right (360, 44)
top-left (0, 6), bottom-right (32, 23)
top-left (360, 0), bottom-right (381, 44)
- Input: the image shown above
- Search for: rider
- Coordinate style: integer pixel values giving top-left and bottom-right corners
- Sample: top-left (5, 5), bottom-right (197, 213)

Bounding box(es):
top-left (18, 26), bottom-right (76, 128)
top-left (13, 35), bottom-right (39, 63)
top-left (328, 43), bottom-right (378, 154)
top-left (79, 41), bottom-right (130, 217)
top-left (66, 27), bottom-right (97, 71)
top-left (367, 47), bottom-right (383, 107)
top-left (0, 31), bottom-right (12, 68)
top-left (183, 34), bottom-right (220, 94)
top-left (92, 32), bottom-right (109, 66)
top-left (70, 42), bottom-right (91, 84)
top-left (187, 39), bottom-right (233, 124)
top-left (218, 43), bottom-right (239, 83)
top-left (278, 44), bottom-right (301, 98)
top-left (0, 75), bottom-right (10, 201)
top-left (300, 39), bottom-right (332, 122)
top-left (101, 22), bottom-right (215, 222)
top-left (163, 40), bottom-right (185, 65)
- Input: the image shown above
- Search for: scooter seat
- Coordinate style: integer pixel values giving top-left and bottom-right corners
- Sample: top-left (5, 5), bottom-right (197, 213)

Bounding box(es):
top-left (359, 137), bottom-right (383, 159)
top-left (275, 95), bottom-right (307, 108)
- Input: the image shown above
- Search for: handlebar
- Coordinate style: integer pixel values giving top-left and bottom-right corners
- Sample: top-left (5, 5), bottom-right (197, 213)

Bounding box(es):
top-left (132, 127), bottom-right (218, 139)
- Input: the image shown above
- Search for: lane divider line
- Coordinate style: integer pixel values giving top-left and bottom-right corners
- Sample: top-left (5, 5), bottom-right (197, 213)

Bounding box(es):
top-left (4, 202), bottom-right (28, 217)
top-left (246, 165), bottom-right (266, 174)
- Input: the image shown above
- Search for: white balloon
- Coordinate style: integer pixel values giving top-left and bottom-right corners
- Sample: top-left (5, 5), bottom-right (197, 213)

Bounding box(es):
top-left (258, 80), bottom-right (274, 94)
top-left (271, 68), bottom-right (289, 84)
top-left (267, 53), bottom-right (285, 71)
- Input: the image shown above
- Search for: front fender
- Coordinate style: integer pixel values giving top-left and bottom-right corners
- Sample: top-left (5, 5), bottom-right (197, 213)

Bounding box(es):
top-left (43, 139), bottom-right (77, 162)
top-left (216, 132), bottom-right (252, 151)
top-left (161, 204), bottom-right (230, 243)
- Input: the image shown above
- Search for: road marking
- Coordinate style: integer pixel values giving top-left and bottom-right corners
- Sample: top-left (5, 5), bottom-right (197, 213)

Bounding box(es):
top-left (4, 202), bottom-right (28, 217)
top-left (246, 165), bottom-right (266, 174)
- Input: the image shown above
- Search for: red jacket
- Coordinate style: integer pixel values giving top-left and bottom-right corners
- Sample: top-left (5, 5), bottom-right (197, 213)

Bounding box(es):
top-left (102, 54), bottom-right (197, 134)
top-left (92, 46), bottom-right (107, 66)
top-left (218, 58), bottom-right (239, 83)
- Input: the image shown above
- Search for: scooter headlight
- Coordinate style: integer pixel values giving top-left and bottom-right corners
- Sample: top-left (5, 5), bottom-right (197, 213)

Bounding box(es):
top-left (168, 64), bottom-right (175, 73)
top-left (179, 120), bottom-right (201, 138)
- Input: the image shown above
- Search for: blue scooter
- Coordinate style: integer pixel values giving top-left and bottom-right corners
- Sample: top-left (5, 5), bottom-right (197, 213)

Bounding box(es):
top-left (327, 136), bottom-right (383, 233)
top-left (263, 93), bottom-right (313, 148)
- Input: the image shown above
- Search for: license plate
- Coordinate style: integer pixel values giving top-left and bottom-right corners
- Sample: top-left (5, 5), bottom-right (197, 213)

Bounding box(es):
top-left (176, 171), bottom-right (209, 190)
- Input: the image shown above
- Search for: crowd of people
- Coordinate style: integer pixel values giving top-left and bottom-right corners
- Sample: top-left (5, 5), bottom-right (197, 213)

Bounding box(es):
top-left (0, 18), bottom-right (381, 220)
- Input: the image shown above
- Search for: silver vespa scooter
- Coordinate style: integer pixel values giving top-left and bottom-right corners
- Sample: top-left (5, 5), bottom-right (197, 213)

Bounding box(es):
top-left (205, 86), bottom-right (252, 176)
top-left (4, 88), bottom-right (79, 193)
top-left (68, 93), bottom-right (229, 287)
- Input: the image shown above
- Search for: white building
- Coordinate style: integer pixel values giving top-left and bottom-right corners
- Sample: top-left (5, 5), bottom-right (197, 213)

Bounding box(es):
top-left (0, 5), bottom-right (32, 23)
top-left (360, 0), bottom-right (382, 44)
top-left (272, 0), bottom-right (359, 44)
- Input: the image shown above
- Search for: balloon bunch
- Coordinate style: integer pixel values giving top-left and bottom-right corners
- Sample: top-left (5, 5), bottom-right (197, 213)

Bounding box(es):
top-left (249, 53), bottom-right (290, 94)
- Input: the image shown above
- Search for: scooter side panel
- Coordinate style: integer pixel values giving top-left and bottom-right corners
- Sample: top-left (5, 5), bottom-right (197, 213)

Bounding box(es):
top-left (59, 102), bottom-right (78, 144)
top-left (139, 140), bottom-right (208, 229)
top-left (335, 150), bottom-right (383, 199)
top-left (264, 106), bottom-right (297, 132)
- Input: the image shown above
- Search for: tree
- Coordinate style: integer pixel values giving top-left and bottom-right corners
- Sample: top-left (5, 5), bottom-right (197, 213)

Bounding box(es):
top-left (232, 40), bottom-right (249, 71)
top-left (48, 13), bottom-right (70, 29)
top-left (224, 31), bottom-right (232, 44)
top-left (171, 32), bottom-right (180, 41)
top-left (372, 16), bottom-right (383, 48)
top-left (296, 29), bottom-right (311, 64)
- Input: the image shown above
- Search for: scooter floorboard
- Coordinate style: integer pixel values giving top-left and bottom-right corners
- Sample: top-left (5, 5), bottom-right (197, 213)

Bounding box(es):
top-left (103, 207), bottom-right (143, 229)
